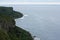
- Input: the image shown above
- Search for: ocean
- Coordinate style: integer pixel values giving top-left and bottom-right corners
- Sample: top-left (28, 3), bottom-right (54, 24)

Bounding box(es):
top-left (1, 4), bottom-right (60, 40)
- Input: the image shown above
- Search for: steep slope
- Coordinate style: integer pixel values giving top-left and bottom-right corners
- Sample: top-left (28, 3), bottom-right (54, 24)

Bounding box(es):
top-left (0, 15), bottom-right (33, 40)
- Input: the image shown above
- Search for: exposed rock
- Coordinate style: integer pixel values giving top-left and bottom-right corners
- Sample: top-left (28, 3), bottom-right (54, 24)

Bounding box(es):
top-left (0, 15), bottom-right (15, 31)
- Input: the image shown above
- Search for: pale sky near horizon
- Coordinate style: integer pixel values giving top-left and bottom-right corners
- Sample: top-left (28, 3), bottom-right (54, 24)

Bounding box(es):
top-left (0, 0), bottom-right (60, 2)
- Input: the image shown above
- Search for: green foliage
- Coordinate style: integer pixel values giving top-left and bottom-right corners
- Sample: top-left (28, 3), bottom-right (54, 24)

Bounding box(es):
top-left (11, 11), bottom-right (23, 19)
top-left (0, 7), bottom-right (23, 19)
top-left (0, 14), bottom-right (33, 40)
top-left (0, 7), bottom-right (32, 40)
top-left (0, 29), bottom-right (11, 40)
top-left (8, 26), bottom-right (33, 40)
top-left (0, 15), bottom-right (13, 22)
top-left (0, 26), bottom-right (33, 40)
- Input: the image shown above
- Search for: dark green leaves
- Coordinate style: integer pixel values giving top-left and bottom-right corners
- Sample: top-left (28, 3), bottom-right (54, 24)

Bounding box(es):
top-left (0, 7), bottom-right (23, 19)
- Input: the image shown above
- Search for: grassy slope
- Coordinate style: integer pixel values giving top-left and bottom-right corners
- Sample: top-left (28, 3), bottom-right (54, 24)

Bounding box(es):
top-left (0, 29), bottom-right (11, 40)
top-left (0, 26), bottom-right (33, 40)
top-left (0, 15), bottom-right (33, 40)
top-left (8, 26), bottom-right (33, 40)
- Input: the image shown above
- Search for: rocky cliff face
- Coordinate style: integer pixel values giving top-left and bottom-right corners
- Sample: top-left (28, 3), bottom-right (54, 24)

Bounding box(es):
top-left (0, 15), bottom-right (33, 40)
top-left (0, 15), bottom-right (15, 31)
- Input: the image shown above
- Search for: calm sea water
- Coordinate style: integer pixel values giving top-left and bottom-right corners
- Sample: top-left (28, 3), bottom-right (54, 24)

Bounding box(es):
top-left (15, 5), bottom-right (60, 40)
top-left (1, 4), bottom-right (60, 40)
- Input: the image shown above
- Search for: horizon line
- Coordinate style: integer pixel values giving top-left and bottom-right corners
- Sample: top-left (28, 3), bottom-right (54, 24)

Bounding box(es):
top-left (0, 2), bottom-right (60, 5)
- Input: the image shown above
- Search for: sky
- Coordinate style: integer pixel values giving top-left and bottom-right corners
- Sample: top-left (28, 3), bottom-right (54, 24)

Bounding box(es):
top-left (0, 4), bottom-right (60, 40)
top-left (0, 0), bottom-right (60, 2)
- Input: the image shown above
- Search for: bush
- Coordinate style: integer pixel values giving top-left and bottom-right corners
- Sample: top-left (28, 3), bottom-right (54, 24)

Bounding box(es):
top-left (0, 29), bottom-right (10, 40)
top-left (8, 26), bottom-right (33, 40)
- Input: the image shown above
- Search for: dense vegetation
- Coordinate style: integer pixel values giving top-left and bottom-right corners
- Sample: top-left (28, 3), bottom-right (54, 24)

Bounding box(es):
top-left (0, 7), bottom-right (33, 40)
top-left (0, 7), bottom-right (23, 19)
top-left (0, 15), bottom-right (33, 40)
top-left (8, 26), bottom-right (33, 40)
top-left (0, 26), bottom-right (33, 40)
top-left (0, 29), bottom-right (10, 40)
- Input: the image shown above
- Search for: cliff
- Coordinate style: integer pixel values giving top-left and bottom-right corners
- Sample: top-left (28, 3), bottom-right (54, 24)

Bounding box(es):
top-left (0, 15), bottom-right (33, 40)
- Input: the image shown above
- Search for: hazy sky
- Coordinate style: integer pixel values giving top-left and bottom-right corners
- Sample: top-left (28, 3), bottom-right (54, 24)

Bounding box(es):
top-left (0, 0), bottom-right (60, 2)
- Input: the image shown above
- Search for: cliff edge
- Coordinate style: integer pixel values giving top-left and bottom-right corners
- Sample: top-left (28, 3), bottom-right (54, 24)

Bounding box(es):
top-left (0, 7), bottom-right (33, 40)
